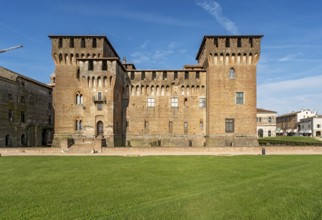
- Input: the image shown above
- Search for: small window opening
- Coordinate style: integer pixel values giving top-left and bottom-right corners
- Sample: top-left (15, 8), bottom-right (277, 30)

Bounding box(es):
top-left (102, 61), bottom-right (107, 71)
top-left (131, 72), bottom-right (135, 80)
top-left (70, 38), bottom-right (74, 48)
top-left (163, 71), bottom-right (167, 80)
top-left (152, 71), bottom-right (156, 80)
top-left (58, 38), bottom-right (63, 48)
top-left (141, 72), bottom-right (145, 80)
top-left (237, 38), bottom-right (242, 47)
top-left (81, 38), bottom-right (86, 48)
top-left (92, 38), bottom-right (97, 48)
top-left (174, 71), bottom-right (178, 80)
top-left (249, 38), bottom-right (253, 47)
top-left (88, 60), bottom-right (93, 71)
top-left (196, 71), bottom-right (200, 79)
top-left (185, 71), bottom-right (189, 80)
top-left (225, 38), bottom-right (230, 47)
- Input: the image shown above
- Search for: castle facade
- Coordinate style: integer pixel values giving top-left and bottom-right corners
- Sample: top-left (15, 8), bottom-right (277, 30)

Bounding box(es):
top-left (49, 35), bottom-right (262, 148)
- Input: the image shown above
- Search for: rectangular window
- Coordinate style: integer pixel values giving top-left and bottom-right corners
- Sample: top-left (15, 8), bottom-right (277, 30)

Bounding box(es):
top-left (92, 38), bottom-right (97, 48)
top-left (141, 72), bottom-right (145, 80)
top-left (152, 71), bottom-right (156, 80)
top-left (144, 121), bottom-right (149, 129)
top-left (214, 38), bottom-right (218, 47)
top-left (88, 60), bottom-right (94, 71)
top-left (199, 98), bottom-right (206, 108)
top-left (318, 124), bottom-right (321, 128)
top-left (97, 103), bottom-right (102, 110)
top-left (58, 38), bottom-right (63, 48)
top-left (98, 92), bottom-right (102, 101)
top-left (8, 109), bottom-right (13, 121)
top-left (102, 61), bottom-right (107, 71)
top-left (163, 71), bottom-right (167, 80)
top-left (21, 111), bottom-right (25, 123)
top-left (169, 121), bottom-right (173, 133)
top-left (249, 38), bottom-right (253, 47)
top-left (236, 92), bottom-right (244, 104)
top-left (185, 71), bottom-right (189, 80)
top-left (225, 38), bottom-right (230, 47)
top-left (81, 38), bottom-right (86, 48)
top-left (196, 71), bottom-right (200, 79)
top-left (237, 38), bottom-right (242, 47)
top-left (130, 72), bottom-right (135, 80)
top-left (21, 96), bottom-right (25, 103)
top-left (225, 119), bottom-right (234, 133)
top-left (147, 98), bottom-right (155, 107)
top-left (174, 71), bottom-right (178, 80)
top-left (171, 97), bottom-right (178, 108)
top-left (184, 122), bottom-right (188, 134)
top-left (70, 38), bottom-right (74, 48)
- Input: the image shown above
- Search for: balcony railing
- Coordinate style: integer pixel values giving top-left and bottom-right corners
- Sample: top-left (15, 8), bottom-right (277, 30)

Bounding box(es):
top-left (93, 95), bottom-right (106, 103)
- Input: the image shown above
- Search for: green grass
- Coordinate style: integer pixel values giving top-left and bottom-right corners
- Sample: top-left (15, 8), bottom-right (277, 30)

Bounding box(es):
top-left (1, 156), bottom-right (322, 219)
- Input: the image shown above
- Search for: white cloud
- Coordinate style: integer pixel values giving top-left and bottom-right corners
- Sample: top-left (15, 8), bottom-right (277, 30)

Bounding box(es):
top-left (278, 53), bottom-right (302, 62)
top-left (258, 74), bottom-right (322, 114)
top-left (196, 0), bottom-right (239, 35)
top-left (140, 40), bottom-right (151, 49)
top-left (130, 49), bottom-right (174, 65)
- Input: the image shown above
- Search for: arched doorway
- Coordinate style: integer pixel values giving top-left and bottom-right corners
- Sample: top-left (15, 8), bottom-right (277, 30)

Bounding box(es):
top-left (258, 129), bottom-right (264, 138)
top-left (97, 121), bottom-right (104, 136)
top-left (5, 135), bottom-right (11, 147)
top-left (21, 134), bottom-right (27, 146)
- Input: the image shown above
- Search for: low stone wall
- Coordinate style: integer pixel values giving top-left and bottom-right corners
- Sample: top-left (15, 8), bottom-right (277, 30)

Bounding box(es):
top-left (1, 146), bottom-right (322, 156)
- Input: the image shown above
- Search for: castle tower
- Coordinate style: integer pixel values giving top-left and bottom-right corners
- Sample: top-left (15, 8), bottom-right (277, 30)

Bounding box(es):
top-left (196, 35), bottom-right (263, 146)
top-left (49, 35), bottom-right (125, 148)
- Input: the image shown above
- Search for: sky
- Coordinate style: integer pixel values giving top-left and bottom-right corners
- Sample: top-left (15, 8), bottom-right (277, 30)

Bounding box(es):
top-left (1, 0), bottom-right (322, 115)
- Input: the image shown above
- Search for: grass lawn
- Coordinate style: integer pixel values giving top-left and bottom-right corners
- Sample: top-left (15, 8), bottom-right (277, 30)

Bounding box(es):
top-left (262, 136), bottom-right (322, 143)
top-left (1, 156), bottom-right (322, 219)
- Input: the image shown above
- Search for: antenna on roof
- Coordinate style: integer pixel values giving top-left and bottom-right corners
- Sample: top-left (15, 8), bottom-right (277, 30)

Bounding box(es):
top-left (0, 45), bottom-right (23, 53)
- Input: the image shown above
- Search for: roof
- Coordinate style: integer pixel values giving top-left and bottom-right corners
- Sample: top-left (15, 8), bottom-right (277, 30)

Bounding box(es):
top-left (0, 66), bottom-right (52, 89)
top-left (196, 35), bottom-right (264, 60)
top-left (277, 111), bottom-right (301, 118)
top-left (257, 108), bottom-right (277, 114)
top-left (48, 35), bottom-right (120, 59)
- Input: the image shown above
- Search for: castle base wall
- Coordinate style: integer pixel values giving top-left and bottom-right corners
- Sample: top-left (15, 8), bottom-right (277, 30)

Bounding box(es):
top-left (205, 135), bottom-right (258, 147)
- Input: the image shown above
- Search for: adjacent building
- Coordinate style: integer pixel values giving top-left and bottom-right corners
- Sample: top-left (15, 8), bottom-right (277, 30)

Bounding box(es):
top-left (299, 115), bottom-right (322, 137)
top-left (0, 67), bottom-right (54, 147)
top-left (256, 108), bottom-right (277, 138)
top-left (276, 109), bottom-right (317, 136)
top-left (49, 35), bottom-right (263, 148)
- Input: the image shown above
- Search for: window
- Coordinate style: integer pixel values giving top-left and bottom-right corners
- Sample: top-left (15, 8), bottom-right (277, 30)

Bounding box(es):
top-left (169, 121), bottom-right (173, 133)
top-left (141, 72), bottom-right (145, 80)
top-left (225, 119), bottom-right (234, 133)
top-left (130, 72), bottom-right (135, 80)
top-left (268, 117), bottom-right (272, 123)
top-left (236, 92), bottom-right (244, 104)
top-left (317, 124), bottom-right (321, 128)
top-left (214, 38), bottom-right (218, 47)
top-left (88, 61), bottom-right (94, 71)
top-left (76, 94), bottom-right (83, 105)
top-left (196, 71), bottom-right (200, 79)
top-left (81, 38), bottom-right (86, 48)
top-left (249, 38), bottom-right (253, 47)
top-left (102, 61), bottom-right (107, 71)
top-left (229, 68), bottom-right (235, 78)
top-left (92, 38), bottom-right (97, 48)
top-left (75, 120), bottom-right (82, 131)
top-left (237, 38), bottom-right (242, 47)
top-left (171, 97), bottom-right (178, 108)
top-left (225, 38), bottom-right (230, 47)
top-left (97, 92), bottom-right (102, 101)
top-left (144, 121), bottom-right (149, 129)
top-left (8, 109), bottom-right (13, 121)
top-left (163, 71), bottom-right (167, 80)
top-left (5, 135), bottom-right (11, 147)
top-left (152, 71), bottom-right (156, 80)
top-left (268, 130), bottom-right (272, 137)
top-left (199, 98), bottom-right (206, 108)
top-left (21, 111), bottom-right (25, 123)
top-left (21, 96), bottom-right (25, 103)
top-left (21, 134), bottom-right (27, 146)
top-left (200, 120), bottom-right (203, 129)
top-left (147, 98), bottom-right (155, 107)
top-left (97, 103), bottom-right (102, 110)
top-left (70, 38), bottom-right (74, 48)
top-left (185, 71), bottom-right (189, 80)
top-left (184, 122), bottom-right (188, 134)
top-left (174, 71), bottom-right (178, 80)
top-left (58, 38), bottom-right (63, 48)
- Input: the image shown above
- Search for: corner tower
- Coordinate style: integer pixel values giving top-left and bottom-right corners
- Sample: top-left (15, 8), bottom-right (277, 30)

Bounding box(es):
top-left (197, 35), bottom-right (263, 146)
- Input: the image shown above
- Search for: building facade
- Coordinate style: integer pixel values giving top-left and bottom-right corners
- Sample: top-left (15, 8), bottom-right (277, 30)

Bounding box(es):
top-left (0, 67), bottom-right (54, 147)
top-left (276, 109), bottom-right (317, 136)
top-left (299, 116), bottom-right (322, 137)
top-left (49, 35), bottom-right (263, 148)
top-left (256, 108), bottom-right (277, 138)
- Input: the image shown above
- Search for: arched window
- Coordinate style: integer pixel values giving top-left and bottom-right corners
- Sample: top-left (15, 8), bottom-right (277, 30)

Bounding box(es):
top-left (229, 68), bottom-right (235, 78)
top-left (75, 119), bottom-right (82, 131)
top-left (76, 93), bottom-right (83, 105)
top-left (258, 129), bottom-right (264, 138)
top-left (268, 117), bottom-right (272, 123)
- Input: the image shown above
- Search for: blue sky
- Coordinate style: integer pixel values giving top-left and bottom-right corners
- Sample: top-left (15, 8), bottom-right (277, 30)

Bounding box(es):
top-left (1, 0), bottom-right (322, 115)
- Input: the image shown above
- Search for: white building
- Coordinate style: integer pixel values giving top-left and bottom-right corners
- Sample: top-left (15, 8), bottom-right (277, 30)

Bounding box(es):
top-left (257, 108), bottom-right (277, 138)
top-left (299, 116), bottom-right (322, 137)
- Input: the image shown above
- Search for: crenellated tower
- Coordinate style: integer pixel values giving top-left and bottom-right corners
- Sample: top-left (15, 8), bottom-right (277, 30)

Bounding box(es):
top-left (196, 35), bottom-right (263, 146)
